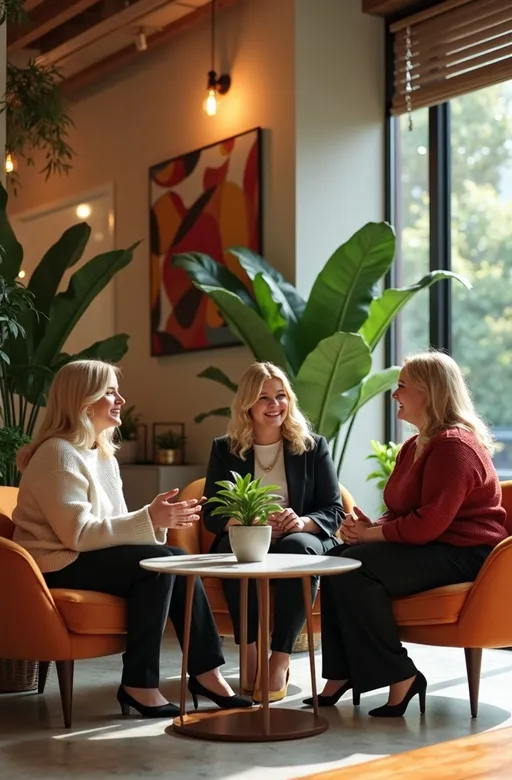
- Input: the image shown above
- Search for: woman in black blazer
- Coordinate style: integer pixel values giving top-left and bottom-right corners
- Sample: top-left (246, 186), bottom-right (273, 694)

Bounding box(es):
top-left (203, 362), bottom-right (344, 701)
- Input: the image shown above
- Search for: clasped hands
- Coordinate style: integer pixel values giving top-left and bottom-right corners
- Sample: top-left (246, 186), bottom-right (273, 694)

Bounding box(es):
top-left (339, 506), bottom-right (373, 544)
top-left (148, 489), bottom-right (205, 529)
top-left (227, 507), bottom-right (305, 537)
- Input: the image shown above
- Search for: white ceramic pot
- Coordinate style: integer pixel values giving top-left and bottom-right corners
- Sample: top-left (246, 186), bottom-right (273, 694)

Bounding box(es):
top-left (117, 440), bottom-right (139, 464)
top-left (228, 524), bottom-right (272, 563)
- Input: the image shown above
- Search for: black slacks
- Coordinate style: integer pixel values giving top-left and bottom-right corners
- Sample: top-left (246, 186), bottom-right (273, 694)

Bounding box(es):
top-left (321, 541), bottom-right (492, 693)
top-left (215, 532), bottom-right (338, 653)
top-left (44, 545), bottom-right (224, 688)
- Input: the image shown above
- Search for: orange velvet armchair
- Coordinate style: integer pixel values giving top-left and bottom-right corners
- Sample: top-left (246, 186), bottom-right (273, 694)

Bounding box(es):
top-left (0, 487), bottom-right (127, 728)
top-left (170, 479), bottom-right (512, 717)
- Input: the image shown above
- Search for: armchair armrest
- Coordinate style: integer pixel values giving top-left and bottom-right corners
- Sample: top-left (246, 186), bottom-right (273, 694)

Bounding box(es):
top-left (457, 536), bottom-right (512, 646)
top-left (0, 537), bottom-right (71, 659)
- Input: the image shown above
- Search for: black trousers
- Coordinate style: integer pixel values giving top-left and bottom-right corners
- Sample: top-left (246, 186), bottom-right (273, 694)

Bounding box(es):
top-left (216, 532), bottom-right (338, 653)
top-left (44, 545), bottom-right (225, 688)
top-left (321, 541), bottom-right (492, 693)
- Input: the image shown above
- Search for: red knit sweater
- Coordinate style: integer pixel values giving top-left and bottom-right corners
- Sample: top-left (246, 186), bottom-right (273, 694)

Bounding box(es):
top-left (380, 428), bottom-right (507, 547)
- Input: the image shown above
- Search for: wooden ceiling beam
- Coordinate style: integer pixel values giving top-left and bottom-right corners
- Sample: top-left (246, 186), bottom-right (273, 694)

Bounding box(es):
top-left (61, 0), bottom-right (239, 97)
top-left (8, 0), bottom-right (101, 53)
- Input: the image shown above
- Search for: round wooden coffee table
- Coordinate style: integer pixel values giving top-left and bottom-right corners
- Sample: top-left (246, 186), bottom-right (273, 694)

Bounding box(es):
top-left (140, 552), bottom-right (361, 742)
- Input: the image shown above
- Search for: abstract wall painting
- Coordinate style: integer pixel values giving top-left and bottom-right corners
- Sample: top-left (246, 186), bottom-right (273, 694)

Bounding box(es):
top-left (149, 127), bottom-right (262, 356)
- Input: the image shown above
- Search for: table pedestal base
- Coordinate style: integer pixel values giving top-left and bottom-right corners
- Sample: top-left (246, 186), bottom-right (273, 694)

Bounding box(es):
top-left (172, 707), bottom-right (328, 742)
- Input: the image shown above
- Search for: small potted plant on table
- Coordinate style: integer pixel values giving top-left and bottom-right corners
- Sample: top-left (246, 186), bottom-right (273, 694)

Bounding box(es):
top-left (206, 471), bottom-right (283, 563)
top-left (155, 430), bottom-right (186, 465)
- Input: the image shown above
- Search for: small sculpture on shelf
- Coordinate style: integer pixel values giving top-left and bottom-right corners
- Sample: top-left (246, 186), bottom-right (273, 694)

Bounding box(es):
top-left (153, 422), bottom-right (186, 465)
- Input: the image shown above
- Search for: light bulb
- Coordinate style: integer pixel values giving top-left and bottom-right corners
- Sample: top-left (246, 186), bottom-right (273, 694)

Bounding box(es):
top-left (5, 153), bottom-right (14, 174)
top-left (204, 88), bottom-right (217, 117)
top-left (76, 203), bottom-right (92, 219)
top-left (18, 270), bottom-right (26, 279)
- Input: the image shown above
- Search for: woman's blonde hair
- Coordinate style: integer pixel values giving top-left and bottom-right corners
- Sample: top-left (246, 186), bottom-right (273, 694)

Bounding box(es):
top-left (227, 362), bottom-right (315, 459)
top-left (403, 350), bottom-right (494, 453)
top-left (17, 359), bottom-right (121, 472)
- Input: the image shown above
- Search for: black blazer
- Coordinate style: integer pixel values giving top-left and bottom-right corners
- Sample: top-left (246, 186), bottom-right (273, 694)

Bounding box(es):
top-left (203, 434), bottom-right (344, 546)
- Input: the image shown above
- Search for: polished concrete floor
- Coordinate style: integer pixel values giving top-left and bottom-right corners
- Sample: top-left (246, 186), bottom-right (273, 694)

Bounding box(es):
top-left (1, 636), bottom-right (511, 779)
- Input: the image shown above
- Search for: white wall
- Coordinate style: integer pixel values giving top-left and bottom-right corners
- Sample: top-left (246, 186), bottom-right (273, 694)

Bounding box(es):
top-left (294, 0), bottom-right (385, 511)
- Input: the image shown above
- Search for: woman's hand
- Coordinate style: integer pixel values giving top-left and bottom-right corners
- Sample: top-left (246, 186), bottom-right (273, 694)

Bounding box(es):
top-left (148, 489), bottom-right (204, 529)
top-left (340, 506), bottom-right (372, 545)
top-left (268, 508), bottom-right (305, 537)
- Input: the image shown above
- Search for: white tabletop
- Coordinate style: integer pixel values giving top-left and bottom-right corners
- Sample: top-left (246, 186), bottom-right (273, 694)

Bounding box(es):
top-left (139, 552), bottom-right (361, 579)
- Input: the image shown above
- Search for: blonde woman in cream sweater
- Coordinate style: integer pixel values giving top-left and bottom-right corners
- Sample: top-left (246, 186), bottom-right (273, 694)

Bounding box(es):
top-left (12, 360), bottom-right (251, 718)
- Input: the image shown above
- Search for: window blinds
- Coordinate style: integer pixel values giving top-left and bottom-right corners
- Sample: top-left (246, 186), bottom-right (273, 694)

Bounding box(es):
top-left (391, 0), bottom-right (512, 114)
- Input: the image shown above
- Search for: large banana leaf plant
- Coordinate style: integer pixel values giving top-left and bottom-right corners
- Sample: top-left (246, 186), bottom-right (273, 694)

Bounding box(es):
top-left (0, 183), bottom-right (136, 484)
top-left (174, 222), bottom-right (470, 473)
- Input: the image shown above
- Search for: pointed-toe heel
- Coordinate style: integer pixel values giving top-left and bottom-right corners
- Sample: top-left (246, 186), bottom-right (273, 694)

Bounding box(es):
top-left (369, 672), bottom-right (427, 718)
top-left (303, 679), bottom-right (354, 708)
top-left (116, 686), bottom-right (180, 718)
top-left (253, 667), bottom-right (290, 703)
top-left (188, 677), bottom-right (253, 710)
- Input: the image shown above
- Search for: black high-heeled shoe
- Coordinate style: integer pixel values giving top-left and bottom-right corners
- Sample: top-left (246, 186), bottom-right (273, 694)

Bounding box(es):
top-left (188, 676), bottom-right (253, 710)
top-left (369, 672), bottom-right (427, 718)
top-left (117, 686), bottom-right (180, 718)
top-left (303, 680), bottom-right (360, 708)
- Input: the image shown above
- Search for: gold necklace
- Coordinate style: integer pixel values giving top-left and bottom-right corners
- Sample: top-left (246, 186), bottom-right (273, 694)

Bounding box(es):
top-left (254, 440), bottom-right (283, 473)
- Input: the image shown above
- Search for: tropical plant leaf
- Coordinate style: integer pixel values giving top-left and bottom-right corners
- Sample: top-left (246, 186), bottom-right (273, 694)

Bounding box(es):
top-left (198, 367), bottom-right (238, 393)
top-left (205, 289), bottom-right (290, 373)
top-left (0, 184), bottom-right (23, 279)
top-left (229, 246), bottom-right (306, 321)
top-left (360, 271), bottom-right (471, 350)
top-left (28, 223), bottom-right (91, 346)
top-left (299, 222), bottom-right (396, 358)
top-left (295, 332), bottom-right (372, 439)
top-left (194, 406), bottom-right (231, 424)
top-left (33, 245), bottom-right (138, 370)
top-left (349, 367), bottom-right (400, 417)
top-left (252, 273), bottom-right (288, 339)
top-left (173, 252), bottom-right (256, 309)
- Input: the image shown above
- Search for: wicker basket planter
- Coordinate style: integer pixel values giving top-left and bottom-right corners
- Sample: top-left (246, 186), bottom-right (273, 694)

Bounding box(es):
top-left (0, 659), bottom-right (39, 693)
top-left (292, 632), bottom-right (321, 654)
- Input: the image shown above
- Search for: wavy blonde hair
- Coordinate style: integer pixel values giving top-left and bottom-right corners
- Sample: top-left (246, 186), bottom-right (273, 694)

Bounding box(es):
top-left (17, 360), bottom-right (121, 472)
top-left (403, 350), bottom-right (494, 453)
top-left (227, 362), bottom-right (314, 459)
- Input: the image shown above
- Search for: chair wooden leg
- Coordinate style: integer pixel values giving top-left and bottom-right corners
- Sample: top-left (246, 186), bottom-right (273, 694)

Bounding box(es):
top-left (353, 689), bottom-right (361, 706)
top-left (38, 661), bottom-right (51, 694)
top-left (464, 647), bottom-right (482, 718)
top-left (56, 660), bottom-right (74, 728)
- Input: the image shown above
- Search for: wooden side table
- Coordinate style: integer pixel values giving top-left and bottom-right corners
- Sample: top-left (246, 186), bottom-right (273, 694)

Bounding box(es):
top-left (140, 552), bottom-right (361, 742)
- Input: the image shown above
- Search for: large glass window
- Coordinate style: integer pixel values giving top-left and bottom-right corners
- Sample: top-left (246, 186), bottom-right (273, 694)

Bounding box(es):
top-left (391, 79), bottom-right (512, 474)
top-left (451, 82), bottom-right (512, 476)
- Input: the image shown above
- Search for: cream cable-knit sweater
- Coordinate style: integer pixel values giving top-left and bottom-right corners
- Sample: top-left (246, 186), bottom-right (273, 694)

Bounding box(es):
top-left (12, 437), bottom-right (166, 573)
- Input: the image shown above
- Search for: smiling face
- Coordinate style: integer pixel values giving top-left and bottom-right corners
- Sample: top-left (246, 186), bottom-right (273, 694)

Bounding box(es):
top-left (249, 378), bottom-right (289, 441)
top-left (88, 371), bottom-right (125, 437)
top-left (392, 368), bottom-right (427, 430)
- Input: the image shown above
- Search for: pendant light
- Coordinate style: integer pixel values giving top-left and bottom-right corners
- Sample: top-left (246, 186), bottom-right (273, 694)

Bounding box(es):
top-left (203, 0), bottom-right (231, 117)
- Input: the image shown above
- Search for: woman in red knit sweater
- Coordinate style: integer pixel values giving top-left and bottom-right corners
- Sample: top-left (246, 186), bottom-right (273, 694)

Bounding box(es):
top-left (304, 351), bottom-right (507, 718)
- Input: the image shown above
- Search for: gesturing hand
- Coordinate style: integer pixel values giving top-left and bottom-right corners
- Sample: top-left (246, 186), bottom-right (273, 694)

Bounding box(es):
top-left (268, 508), bottom-right (305, 536)
top-left (148, 489), bottom-right (204, 529)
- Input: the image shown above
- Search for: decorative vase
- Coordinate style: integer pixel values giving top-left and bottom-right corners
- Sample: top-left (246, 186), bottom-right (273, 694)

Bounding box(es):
top-left (117, 439), bottom-right (139, 464)
top-left (156, 448), bottom-right (182, 465)
top-left (228, 525), bottom-right (272, 563)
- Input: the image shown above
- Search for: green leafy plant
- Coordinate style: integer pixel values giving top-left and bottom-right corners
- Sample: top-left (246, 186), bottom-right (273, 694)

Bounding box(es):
top-left (0, 273), bottom-right (37, 364)
top-left (366, 439), bottom-right (401, 512)
top-left (155, 430), bottom-right (186, 450)
top-left (0, 183), bottom-right (137, 484)
top-left (1, 0), bottom-right (74, 191)
top-left (119, 405), bottom-right (140, 441)
top-left (174, 222), bottom-right (470, 473)
top-left (0, 426), bottom-right (30, 486)
top-left (206, 471), bottom-right (283, 526)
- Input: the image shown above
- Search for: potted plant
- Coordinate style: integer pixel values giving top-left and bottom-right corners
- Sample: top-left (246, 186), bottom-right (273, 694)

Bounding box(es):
top-left (154, 430), bottom-right (186, 465)
top-left (117, 405), bottom-right (141, 464)
top-left (366, 439), bottom-right (401, 512)
top-left (206, 472), bottom-right (283, 563)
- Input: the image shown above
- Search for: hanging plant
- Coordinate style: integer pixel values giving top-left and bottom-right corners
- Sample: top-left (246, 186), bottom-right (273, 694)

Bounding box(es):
top-left (1, 0), bottom-right (74, 191)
